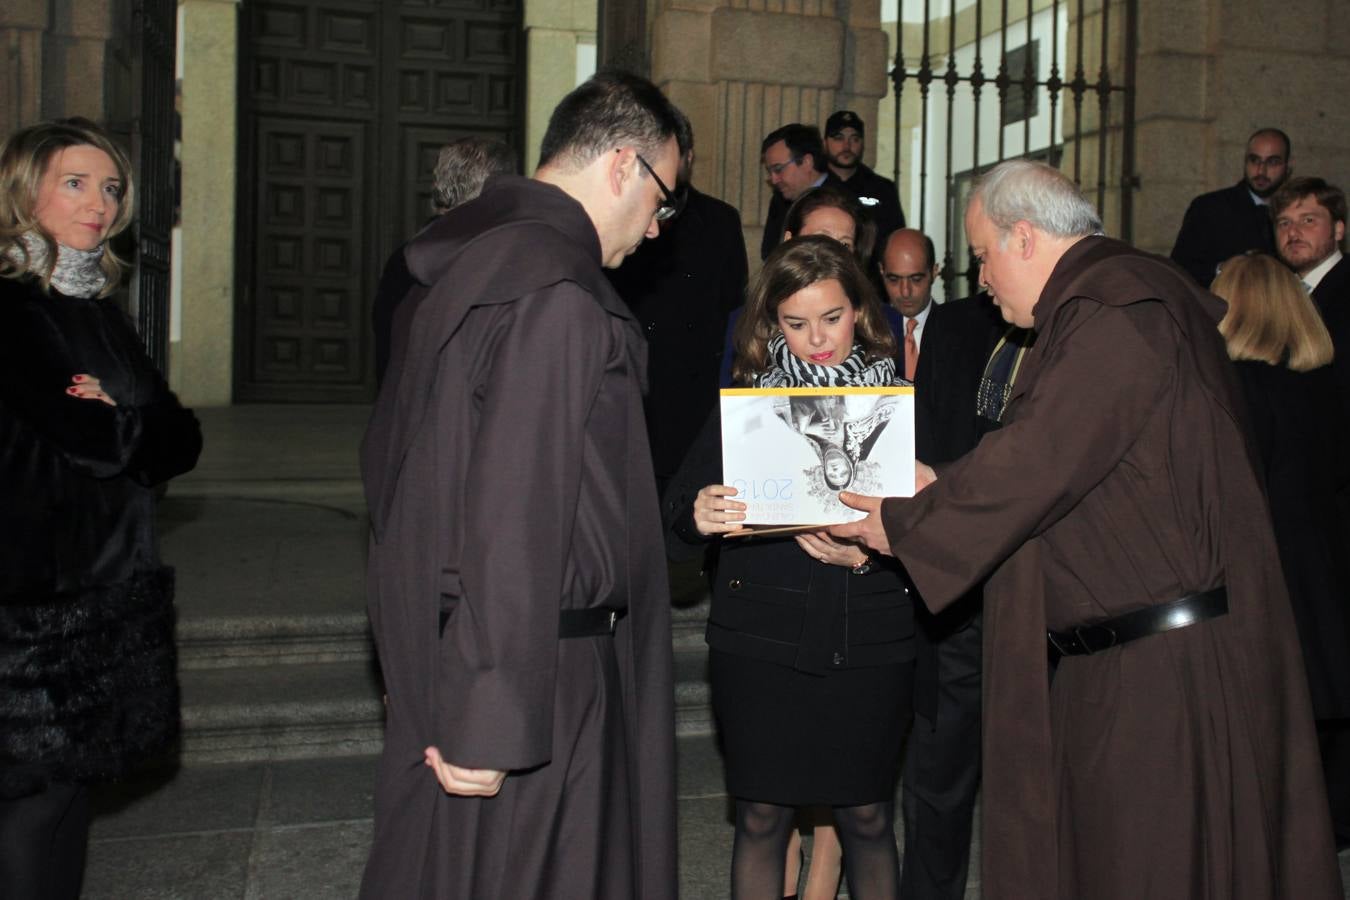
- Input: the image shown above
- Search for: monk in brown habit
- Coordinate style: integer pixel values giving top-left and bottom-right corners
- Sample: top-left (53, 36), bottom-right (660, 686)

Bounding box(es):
top-left (833, 159), bottom-right (1342, 899)
top-left (358, 72), bottom-right (681, 898)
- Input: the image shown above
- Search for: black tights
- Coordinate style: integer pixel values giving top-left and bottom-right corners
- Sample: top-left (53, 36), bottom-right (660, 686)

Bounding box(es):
top-left (731, 799), bottom-right (900, 899)
top-left (0, 781), bottom-right (91, 900)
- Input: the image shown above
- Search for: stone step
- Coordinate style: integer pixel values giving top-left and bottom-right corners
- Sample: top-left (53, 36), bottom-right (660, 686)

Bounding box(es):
top-left (177, 600), bottom-right (707, 669)
top-left (178, 645), bottom-right (712, 764)
top-left (674, 643), bottom-right (712, 737)
top-left (179, 660), bottom-right (385, 765)
top-left (177, 613), bottom-right (373, 669)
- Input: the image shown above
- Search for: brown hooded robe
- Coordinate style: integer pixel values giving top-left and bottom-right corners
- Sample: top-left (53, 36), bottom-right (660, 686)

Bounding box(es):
top-left (359, 175), bottom-right (676, 899)
top-left (881, 236), bottom-right (1340, 899)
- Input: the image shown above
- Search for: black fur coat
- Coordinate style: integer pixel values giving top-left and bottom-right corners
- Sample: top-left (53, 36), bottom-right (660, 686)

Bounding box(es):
top-left (0, 275), bottom-right (202, 799)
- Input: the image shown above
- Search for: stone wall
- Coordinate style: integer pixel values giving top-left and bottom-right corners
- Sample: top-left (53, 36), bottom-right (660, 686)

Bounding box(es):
top-left (524, 0), bottom-right (598, 173)
top-left (650, 0), bottom-right (891, 267)
top-left (1133, 0), bottom-right (1350, 255)
top-left (13, 0), bottom-right (1347, 406)
top-left (876, 0), bottom-right (1348, 257)
top-left (0, 0), bottom-right (134, 138)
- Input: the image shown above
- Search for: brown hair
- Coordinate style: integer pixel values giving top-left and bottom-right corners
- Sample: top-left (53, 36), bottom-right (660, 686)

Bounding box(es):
top-left (0, 117), bottom-right (135, 295)
top-left (780, 183), bottom-right (875, 264)
top-left (731, 235), bottom-right (897, 385)
top-left (1211, 252), bottom-right (1333, 371)
top-left (1269, 176), bottom-right (1347, 228)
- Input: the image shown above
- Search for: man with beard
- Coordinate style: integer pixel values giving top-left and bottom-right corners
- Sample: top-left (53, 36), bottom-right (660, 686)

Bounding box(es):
top-left (1273, 176), bottom-right (1348, 417)
top-left (1273, 177), bottom-right (1350, 849)
top-left (1170, 127), bottom-right (1291, 287)
top-left (824, 110), bottom-right (905, 261)
top-left (1273, 176), bottom-right (1348, 317)
top-left (833, 159), bottom-right (1341, 899)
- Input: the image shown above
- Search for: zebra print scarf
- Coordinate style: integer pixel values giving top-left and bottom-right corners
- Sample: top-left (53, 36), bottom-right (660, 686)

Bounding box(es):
top-left (753, 332), bottom-right (898, 388)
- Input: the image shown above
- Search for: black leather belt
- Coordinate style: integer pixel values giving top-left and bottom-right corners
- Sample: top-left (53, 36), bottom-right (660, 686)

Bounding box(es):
top-left (559, 606), bottom-right (626, 639)
top-left (1047, 587), bottom-right (1228, 657)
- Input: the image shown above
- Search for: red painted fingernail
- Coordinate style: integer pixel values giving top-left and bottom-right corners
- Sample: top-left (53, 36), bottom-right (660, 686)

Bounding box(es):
top-left (72, 375), bottom-right (85, 382)
top-left (66, 387), bottom-right (77, 394)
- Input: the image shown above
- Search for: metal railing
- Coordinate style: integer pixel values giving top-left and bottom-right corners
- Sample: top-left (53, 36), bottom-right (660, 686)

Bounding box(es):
top-left (889, 0), bottom-right (1137, 300)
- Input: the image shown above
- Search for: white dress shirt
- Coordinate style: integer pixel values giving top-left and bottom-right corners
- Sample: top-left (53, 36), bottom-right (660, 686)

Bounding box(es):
top-left (1304, 249), bottom-right (1344, 293)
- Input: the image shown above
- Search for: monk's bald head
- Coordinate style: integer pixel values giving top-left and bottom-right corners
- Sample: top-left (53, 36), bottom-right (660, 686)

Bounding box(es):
top-left (880, 228), bottom-right (938, 318)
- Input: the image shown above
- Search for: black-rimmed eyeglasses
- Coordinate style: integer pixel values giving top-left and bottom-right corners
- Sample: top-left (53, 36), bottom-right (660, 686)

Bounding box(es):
top-left (636, 153), bottom-right (680, 222)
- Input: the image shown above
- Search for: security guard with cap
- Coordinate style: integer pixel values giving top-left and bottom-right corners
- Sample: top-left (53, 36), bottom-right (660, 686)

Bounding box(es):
top-left (824, 110), bottom-right (906, 260)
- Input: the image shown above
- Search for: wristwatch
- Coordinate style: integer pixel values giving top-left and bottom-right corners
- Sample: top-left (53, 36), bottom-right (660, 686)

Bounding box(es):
top-left (850, 555), bottom-right (873, 576)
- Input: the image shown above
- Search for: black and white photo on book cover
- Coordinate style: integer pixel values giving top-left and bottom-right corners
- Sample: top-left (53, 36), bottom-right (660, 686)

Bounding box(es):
top-left (720, 386), bottom-right (915, 530)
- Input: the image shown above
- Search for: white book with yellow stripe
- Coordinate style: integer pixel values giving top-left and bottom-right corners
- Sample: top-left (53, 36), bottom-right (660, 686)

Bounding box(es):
top-left (719, 385), bottom-right (915, 533)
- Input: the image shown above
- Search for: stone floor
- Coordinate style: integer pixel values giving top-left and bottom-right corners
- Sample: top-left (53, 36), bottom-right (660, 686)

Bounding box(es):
top-left (72, 404), bottom-right (1350, 898)
top-left (84, 735), bottom-right (756, 900)
top-left (80, 740), bottom-right (1350, 898)
top-left (85, 732), bottom-right (980, 899)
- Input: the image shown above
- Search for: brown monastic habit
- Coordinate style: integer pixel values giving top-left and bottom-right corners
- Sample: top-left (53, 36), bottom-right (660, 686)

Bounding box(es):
top-left (882, 236), bottom-right (1341, 898)
top-left (359, 175), bottom-right (676, 899)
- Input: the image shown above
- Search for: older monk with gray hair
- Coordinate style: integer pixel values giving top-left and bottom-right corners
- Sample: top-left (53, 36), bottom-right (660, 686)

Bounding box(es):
top-left (833, 159), bottom-right (1340, 899)
top-left (430, 136), bottom-right (518, 213)
top-left (373, 136), bottom-right (518, 385)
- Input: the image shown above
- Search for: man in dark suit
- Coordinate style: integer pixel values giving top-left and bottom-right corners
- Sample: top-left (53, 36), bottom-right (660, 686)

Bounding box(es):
top-left (882, 227), bottom-right (1006, 900)
top-left (824, 110), bottom-right (905, 261)
top-left (760, 123), bottom-right (834, 259)
top-left (906, 307), bottom-right (1011, 900)
top-left (607, 110), bottom-right (749, 494)
top-left (1170, 127), bottom-right (1291, 287)
top-left (879, 229), bottom-right (940, 382)
top-left (1274, 177), bottom-right (1348, 412)
top-left (1275, 176), bottom-right (1350, 847)
top-left (1272, 175), bottom-right (1350, 847)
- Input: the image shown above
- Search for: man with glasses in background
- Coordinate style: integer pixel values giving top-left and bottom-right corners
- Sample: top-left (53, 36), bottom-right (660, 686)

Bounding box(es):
top-left (760, 122), bottom-right (834, 259)
top-left (1171, 127), bottom-right (1292, 287)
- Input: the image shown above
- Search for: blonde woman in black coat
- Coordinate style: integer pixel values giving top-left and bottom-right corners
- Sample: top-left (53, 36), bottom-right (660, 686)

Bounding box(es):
top-left (0, 119), bottom-right (201, 899)
top-left (1212, 251), bottom-right (1350, 842)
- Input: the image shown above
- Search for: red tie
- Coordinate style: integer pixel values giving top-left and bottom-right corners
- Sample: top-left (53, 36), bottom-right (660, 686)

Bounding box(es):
top-left (904, 317), bottom-right (918, 382)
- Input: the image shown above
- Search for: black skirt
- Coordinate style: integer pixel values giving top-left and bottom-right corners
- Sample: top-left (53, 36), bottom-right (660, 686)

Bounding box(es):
top-left (710, 649), bottom-right (913, 807)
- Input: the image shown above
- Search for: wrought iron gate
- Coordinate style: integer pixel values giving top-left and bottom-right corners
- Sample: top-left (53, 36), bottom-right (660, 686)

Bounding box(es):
top-left (889, 0), bottom-right (1137, 301)
top-left (129, 0), bottom-right (177, 372)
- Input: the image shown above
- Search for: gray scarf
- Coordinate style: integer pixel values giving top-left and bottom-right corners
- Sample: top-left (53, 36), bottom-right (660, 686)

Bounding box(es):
top-left (11, 232), bottom-right (108, 298)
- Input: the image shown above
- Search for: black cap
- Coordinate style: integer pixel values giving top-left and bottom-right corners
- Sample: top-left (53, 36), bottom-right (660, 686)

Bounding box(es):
top-left (825, 110), bottom-right (864, 138)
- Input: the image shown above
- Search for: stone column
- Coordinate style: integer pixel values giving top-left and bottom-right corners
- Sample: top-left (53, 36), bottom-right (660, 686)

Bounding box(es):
top-left (0, 0), bottom-right (130, 137)
top-left (650, 0), bottom-right (889, 267)
top-left (523, 0), bottom-right (598, 173)
top-left (172, 0), bottom-right (238, 406)
top-left (44, 0), bottom-right (124, 125)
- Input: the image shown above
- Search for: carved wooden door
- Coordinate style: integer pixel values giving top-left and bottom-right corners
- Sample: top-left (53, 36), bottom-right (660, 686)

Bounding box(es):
top-left (238, 0), bottom-right (523, 402)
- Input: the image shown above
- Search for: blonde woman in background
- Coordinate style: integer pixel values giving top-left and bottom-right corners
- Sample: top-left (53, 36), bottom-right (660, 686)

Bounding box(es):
top-left (1213, 252), bottom-right (1350, 839)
